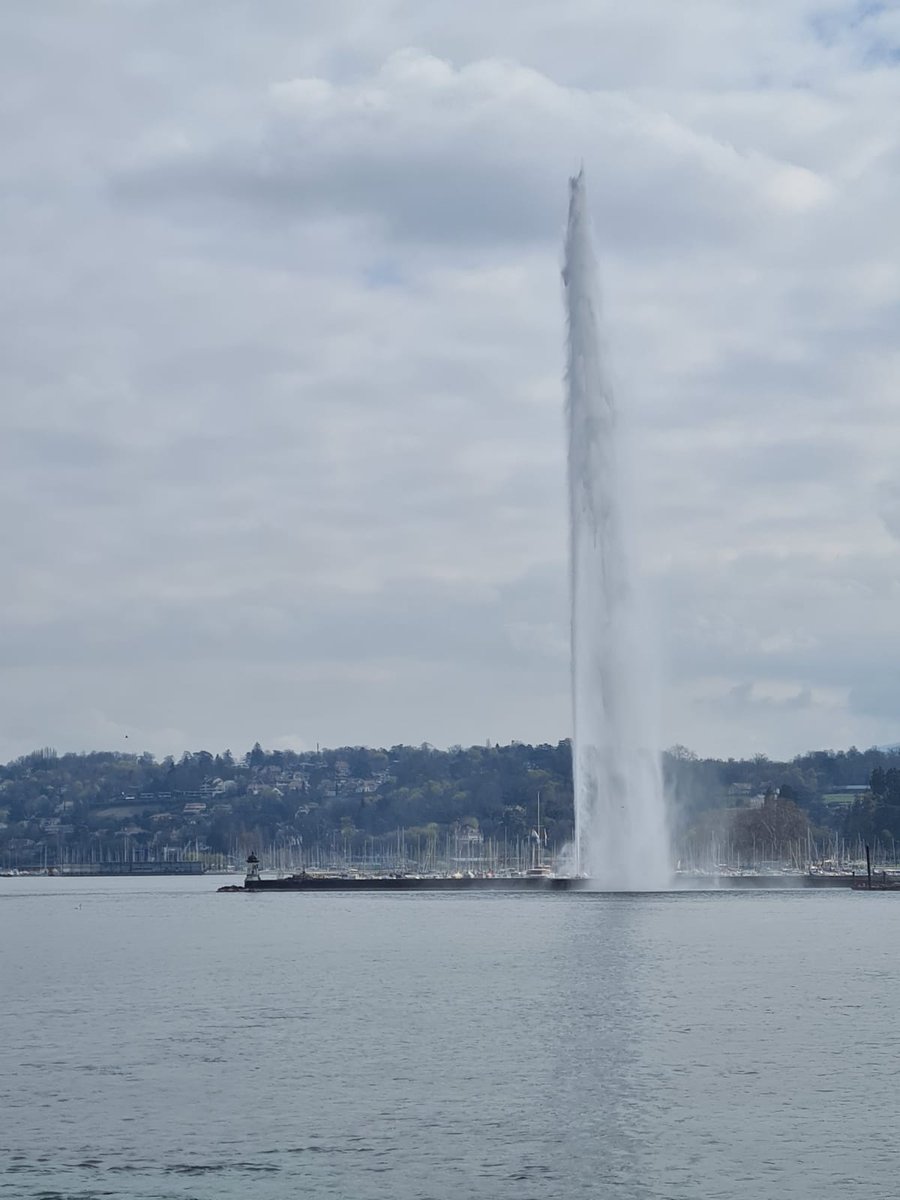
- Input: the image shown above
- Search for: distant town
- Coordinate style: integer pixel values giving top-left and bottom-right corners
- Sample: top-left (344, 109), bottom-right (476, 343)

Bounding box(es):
top-left (1, 740), bottom-right (898, 875)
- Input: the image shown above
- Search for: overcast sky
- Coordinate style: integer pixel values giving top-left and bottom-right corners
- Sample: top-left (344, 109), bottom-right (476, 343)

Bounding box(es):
top-left (2, 1), bottom-right (900, 763)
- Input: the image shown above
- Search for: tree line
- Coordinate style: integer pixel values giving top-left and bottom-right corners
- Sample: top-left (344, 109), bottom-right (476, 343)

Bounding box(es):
top-left (1, 739), bottom-right (899, 868)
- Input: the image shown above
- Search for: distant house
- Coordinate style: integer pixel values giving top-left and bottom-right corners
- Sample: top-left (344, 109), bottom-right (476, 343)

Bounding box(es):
top-left (459, 828), bottom-right (484, 844)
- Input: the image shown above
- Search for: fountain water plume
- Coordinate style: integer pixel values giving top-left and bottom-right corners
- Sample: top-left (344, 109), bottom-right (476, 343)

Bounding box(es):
top-left (563, 170), bottom-right (670, 889)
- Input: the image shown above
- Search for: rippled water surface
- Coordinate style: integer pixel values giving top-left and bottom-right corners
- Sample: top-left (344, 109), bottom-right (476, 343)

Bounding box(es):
top-left (1, 878), bottom-right (897, 1198)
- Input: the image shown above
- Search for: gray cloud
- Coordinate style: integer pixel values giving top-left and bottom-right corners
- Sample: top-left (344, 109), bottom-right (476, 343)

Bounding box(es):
top-left (1, 3), bottom-right (899, 761)
top-left (113, 50), bottom-right (811, 256)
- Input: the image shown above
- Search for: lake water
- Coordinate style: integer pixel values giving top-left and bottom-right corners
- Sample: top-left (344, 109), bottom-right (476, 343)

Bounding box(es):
top-left (1, 878), bottom-right (897, 1199)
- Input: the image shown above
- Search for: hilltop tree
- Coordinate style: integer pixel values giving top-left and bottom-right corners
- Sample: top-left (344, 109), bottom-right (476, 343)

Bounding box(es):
top-left (732, 792), bottom-right (808, 862)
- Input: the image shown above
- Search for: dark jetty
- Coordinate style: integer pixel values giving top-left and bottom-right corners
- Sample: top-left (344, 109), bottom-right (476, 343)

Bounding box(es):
top-left (218, 865), bottom-right (874, 893)
top-left (238, 873), bottom-right (579, 892)
top-left (214, 853), bottom-right (894, 893)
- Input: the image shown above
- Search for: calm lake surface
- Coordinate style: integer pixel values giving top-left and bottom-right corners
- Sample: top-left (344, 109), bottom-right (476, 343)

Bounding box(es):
top-left (1, 878), bottom-right (897, 1199)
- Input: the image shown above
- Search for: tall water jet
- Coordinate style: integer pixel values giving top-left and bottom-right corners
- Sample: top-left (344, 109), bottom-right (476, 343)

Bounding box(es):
top-left (563, 171), bottom-right (670, 889)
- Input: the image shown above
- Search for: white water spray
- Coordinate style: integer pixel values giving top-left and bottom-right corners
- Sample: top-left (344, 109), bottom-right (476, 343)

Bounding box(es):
top-left (563, 171), bottom-right (670, 889)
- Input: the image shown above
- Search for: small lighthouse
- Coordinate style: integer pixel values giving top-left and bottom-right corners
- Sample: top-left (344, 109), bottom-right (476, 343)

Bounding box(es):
top-left (245, 852), bottom-right (260, 885)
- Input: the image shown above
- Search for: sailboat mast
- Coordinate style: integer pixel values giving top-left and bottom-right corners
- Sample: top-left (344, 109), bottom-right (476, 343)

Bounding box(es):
top-left (537, 790), bottom-right (542, 870)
